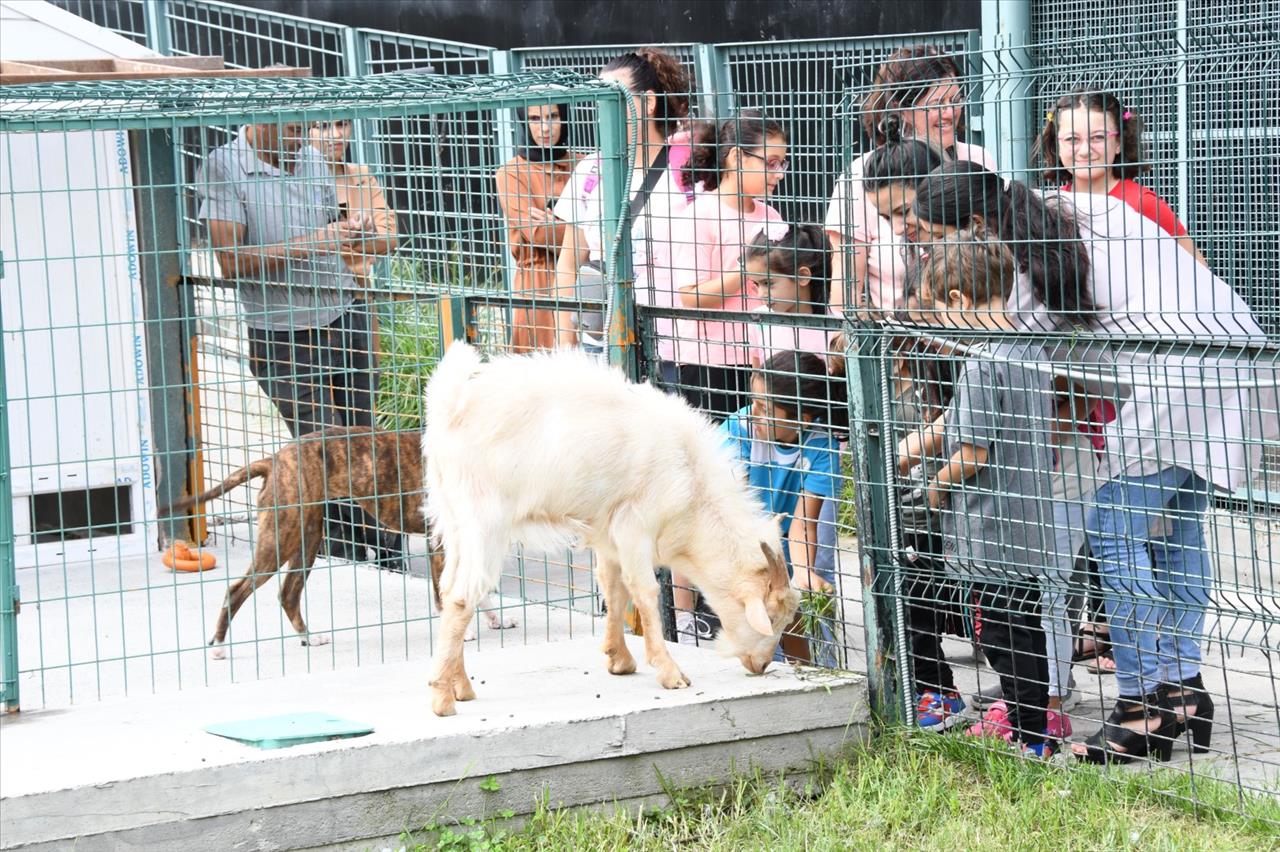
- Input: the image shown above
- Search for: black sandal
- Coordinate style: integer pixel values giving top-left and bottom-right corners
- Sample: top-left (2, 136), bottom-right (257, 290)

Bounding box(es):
top-left (1072, 623), bottom-right (1111, 662)
top-left (1161, 674), bottom-right (1215, 754)
top-left (1075, 692), bottom-right (1177, 765)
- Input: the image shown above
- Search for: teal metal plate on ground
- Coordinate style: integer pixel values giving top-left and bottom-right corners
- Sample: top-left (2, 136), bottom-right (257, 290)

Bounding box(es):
top-left (205, 712), bottom-right (374, 750)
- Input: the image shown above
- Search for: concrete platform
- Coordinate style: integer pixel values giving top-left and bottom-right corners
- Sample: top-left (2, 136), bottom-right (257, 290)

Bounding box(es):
top-left (0, 637), bottom-right (868, 851)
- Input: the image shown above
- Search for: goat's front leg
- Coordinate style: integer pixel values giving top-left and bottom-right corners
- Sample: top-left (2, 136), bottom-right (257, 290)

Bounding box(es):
top-left (621, 562), bottom-right (690, 689)
top-left (595, 554), bottom-right (636, 675)
top-left (429, 594), bottom-right (478, 716)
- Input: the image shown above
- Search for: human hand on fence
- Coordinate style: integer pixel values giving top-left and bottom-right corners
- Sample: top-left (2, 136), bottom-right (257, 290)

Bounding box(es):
top-left (896, 431), bottom-right (924, 474)
top-left (791, 566), bottom-right (834, 594)
top-left (527, 206), bottom-right (554, 226)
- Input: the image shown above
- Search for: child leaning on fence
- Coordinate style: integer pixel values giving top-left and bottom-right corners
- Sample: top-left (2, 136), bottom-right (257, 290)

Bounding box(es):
top-left (743, 224), bottom-right (837, 367)
top-left (896, 229), bottom-right (1058, 757)
top-left (717, 350), bottom-right (845, 666)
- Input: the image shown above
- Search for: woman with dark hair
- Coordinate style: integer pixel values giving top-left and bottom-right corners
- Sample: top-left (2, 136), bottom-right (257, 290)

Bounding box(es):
top-left (495, 103), bottom-right (583, 352)
top-left (552, 47), bottom-right (694, 367)
top-left (910, 160), bottom-right (1095, 329)
top-left (1036, 88), bottom-right (1206, 265)
top-left (824, 45), bottom-right (997, 313)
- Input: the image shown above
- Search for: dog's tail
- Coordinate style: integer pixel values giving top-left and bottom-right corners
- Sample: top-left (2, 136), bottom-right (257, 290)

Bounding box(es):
top-left (425, 341), bottom-right (485, 431)
top-left (158, 459), bottom-right (273, 517)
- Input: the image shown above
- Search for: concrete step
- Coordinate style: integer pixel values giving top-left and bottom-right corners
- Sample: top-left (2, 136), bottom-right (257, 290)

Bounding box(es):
top-left (0, 637), bottom-right (868, 851)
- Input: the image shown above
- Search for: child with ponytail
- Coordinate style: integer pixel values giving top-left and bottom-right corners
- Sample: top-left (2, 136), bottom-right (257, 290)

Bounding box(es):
top-left (742, 224), bottom-right (838, 366)
top-left (669, 110), bottom-right (789, 420)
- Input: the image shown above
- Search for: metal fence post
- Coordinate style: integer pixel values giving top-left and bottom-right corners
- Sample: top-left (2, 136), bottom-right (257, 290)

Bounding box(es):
top-left (0, 252), bottom-right (16, 713)
top-left (845, 331), bottom-right (906, 722)
top-left (596, 88), bottom-right (638, 380)
top-left (142, 0), bottom-right (171, 56)
top-left (980, 0), bottom-right (1032, 180)
top-left (491, 49), bottom-right (522, 304)
top-left (694, 42), bottom-right (734, 118)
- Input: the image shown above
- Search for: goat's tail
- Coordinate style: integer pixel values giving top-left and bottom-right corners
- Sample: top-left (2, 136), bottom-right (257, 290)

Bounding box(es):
top-left (157, 459), bottom-right (272, 517)
top-left (425, 341), bottom-right (485, 432)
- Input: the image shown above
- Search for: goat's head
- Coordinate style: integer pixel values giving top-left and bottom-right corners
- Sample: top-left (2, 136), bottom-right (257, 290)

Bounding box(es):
top-left (713, 527), bottom-right (800, 676)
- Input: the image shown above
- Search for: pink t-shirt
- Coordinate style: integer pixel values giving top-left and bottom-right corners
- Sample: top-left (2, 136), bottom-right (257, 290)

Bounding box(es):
top-left (747, 308), bottom-right (836, 367)
top-left (824, 142), bottom-right (998, 310)
top-left (669, 193), bottom-right (787, 366)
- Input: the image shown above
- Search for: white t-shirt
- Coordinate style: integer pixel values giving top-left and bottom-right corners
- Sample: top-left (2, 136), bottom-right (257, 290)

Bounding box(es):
top-left (824, 142), bottom-right (998, 311)
top-left (553, 152), bottom-right (691, 362)
top-left (1064, 192), bottom-right (1276, 492)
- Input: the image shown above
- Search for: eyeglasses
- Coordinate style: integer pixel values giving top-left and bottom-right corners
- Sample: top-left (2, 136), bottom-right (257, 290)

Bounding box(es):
top-left (1060, 132), bottom-right (1120, 149)
top-left (739, 150), bottom-right (789, 173)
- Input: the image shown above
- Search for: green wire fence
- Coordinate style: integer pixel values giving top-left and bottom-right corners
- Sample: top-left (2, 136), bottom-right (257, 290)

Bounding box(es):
top-left (6, 0), bottom-right (1276, 823)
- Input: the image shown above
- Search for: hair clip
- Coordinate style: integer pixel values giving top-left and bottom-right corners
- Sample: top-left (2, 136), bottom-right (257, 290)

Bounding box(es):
top-left (1122, 110), bottom-right (1133, 120)
top-left (1045, 110), bottom-right (1054, 122)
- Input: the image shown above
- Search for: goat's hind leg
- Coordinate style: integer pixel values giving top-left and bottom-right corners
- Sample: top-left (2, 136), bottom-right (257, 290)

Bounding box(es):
top-left (429, 525), bottom-right (505, 716)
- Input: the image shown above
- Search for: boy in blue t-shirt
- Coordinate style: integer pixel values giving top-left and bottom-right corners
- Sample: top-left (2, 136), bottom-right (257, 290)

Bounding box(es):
top-left (718, 350), bottom-right (846, 665)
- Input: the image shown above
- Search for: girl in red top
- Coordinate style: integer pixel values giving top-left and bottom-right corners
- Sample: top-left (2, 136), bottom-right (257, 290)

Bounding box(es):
top-left (1037, 89), bottom-right (1206, 266)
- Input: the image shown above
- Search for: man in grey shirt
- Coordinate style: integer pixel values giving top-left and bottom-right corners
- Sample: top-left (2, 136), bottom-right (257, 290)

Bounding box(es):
top-left (196, 121), bottom-right (403, 570)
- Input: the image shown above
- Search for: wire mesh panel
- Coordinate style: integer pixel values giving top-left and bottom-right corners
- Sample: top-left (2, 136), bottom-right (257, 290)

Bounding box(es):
top-left (49, 0), bottom-right (151, 46)
top-left (164, 0), bottom-right (348, 74)
top-left (0, 73), bottom-right (632, 710)
top-left (717, 32), bottom-right (976, 224)
top-left (831, 14), bottom-right (1280, 818)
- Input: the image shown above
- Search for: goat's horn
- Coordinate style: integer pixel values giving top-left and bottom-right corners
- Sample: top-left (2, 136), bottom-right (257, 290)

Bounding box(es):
top-left (759, 540), bottom-right (788, 587)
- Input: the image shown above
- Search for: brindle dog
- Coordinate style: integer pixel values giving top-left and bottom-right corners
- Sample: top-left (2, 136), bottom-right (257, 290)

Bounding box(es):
top-left (160, 426), bottom-right (443, 658)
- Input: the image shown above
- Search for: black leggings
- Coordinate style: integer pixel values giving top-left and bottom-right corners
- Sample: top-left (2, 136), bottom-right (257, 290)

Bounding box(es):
top-left (972, 580), bottom-right (1049, 746)
top-left (903, 534), bottom-right (966, 694)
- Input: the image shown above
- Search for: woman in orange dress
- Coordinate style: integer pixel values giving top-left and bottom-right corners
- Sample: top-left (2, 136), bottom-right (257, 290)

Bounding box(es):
top-left (495, 104), bottom-right (582, 352)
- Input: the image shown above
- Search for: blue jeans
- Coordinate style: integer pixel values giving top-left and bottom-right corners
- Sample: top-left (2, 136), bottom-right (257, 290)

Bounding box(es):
top-left (1085, 467), bottom-right (1212, 696)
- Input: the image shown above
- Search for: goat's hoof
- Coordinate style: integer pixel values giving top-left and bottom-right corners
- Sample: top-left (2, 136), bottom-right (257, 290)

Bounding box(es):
top-left (453, 678), bottom-right (477, 701)
top-left (209, 644), bottom-right (227, 661)
top-left (301, 633), bottom-right (331, 647)
top-left (605, 650), bottom-right (637, 675)
top-left (430, 687), bottom-right (456, 717)
top-left (657, 666), bottom-right (691, 689)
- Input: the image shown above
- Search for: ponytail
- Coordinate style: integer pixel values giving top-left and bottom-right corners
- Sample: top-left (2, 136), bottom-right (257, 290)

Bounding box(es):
top-left (601, 47), bottom-right (691, 138)
top-left (681, 110), bottom-right (785, 192)
top-left (745, 224), bottom-right (833, 308)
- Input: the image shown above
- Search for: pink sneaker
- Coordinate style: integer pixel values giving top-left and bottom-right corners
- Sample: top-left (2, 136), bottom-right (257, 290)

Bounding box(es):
top-left (1044, 709), bottom-right (1073, 739)
top-left (965, 700), bottom-right (1014, 740)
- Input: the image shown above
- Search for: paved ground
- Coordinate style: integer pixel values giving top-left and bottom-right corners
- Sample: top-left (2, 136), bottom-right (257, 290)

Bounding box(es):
top-left (10, 507), bottom-right (1277, 802)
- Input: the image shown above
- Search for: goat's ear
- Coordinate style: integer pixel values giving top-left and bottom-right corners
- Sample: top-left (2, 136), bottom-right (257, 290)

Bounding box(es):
top-left (759, 540), bottom-right (789, 592)
top-left (744, 596), bottom-right (773, 636)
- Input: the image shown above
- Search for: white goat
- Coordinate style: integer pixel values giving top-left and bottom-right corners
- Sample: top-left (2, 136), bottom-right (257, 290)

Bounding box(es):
top-left (423, 343), bottom-right (799, 717)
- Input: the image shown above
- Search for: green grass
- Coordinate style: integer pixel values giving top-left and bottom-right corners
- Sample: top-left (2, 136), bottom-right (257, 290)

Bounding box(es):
top-left (375, 299), bottom-right (440, 431)
top-left (402, 732), bottom-right (1279, 851)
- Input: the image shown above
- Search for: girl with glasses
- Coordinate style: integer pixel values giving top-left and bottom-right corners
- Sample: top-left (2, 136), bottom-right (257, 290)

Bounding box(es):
top-left (1037, 89), bottom-right (1205, 266)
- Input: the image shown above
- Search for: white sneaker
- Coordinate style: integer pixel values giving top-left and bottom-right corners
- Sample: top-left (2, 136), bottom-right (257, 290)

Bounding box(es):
top-left (675, 612), bottom-right (697, 646)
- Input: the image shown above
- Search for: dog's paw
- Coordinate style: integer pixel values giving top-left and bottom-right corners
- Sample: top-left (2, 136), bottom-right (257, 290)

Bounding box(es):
top-left (463, 622), bottom-right (478, 642)
top-left (209, 644), bottom-right (227, 661)
top-left (484, 611), bottom-right (519, 630)
top-left (301, 633), bottom-right (331, 647)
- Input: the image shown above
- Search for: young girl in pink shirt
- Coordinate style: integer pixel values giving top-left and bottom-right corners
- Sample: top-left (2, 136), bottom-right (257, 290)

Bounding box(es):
top-left (669, 110), bottom-right (788, 421)
top-left (743, 224), bottom-right (837, 367)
